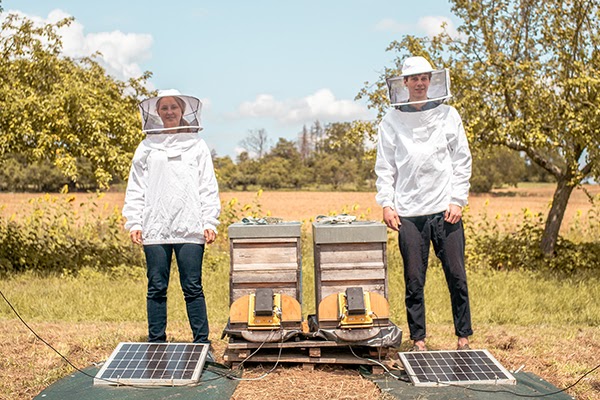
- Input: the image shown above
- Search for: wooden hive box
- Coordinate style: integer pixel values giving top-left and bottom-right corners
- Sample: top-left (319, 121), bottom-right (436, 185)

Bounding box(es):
top-left (228, 222), bottom-right (302, 306)
top-left (312, 222), bottom-right (388, 308)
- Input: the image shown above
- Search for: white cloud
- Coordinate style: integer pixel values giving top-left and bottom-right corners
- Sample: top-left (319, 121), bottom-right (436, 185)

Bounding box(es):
top-left (375, 18), bottom-right (410, 33)
top-left (234, 146), bottom-right (247, 155)
top-left (418, 16), bottom-right (459, 39)
top-left (5, 8), bottom-right (153, 81)
top-left (375, 15), bottom-right (459, 39)
top-left (233, 89), bottom-right (370, 125)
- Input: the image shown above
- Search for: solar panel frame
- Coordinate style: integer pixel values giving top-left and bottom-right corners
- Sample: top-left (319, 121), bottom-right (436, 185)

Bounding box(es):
top-left (398, 349), bottom-right (516, 387)
top-left (93, 342), bottom-right (209, 386)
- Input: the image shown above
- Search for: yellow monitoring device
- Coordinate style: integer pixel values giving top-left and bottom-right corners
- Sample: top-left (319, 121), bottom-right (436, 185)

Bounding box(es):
top-left (337, 290), bottom-right (373, 328)
top-left (248, 292), bottom-right (282, 330)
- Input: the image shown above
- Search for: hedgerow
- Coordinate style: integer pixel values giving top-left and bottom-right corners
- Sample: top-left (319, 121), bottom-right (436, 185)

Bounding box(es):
top-left (0, 192), bottom-right (599, 276)
top-left (464, 197), bottom-right (600, 273)
top-left (0, 194), bottom-right (143, 276)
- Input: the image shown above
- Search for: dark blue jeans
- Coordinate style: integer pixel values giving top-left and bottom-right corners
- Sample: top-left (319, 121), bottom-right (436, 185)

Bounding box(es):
top-left (143, 243), bottom-right (209, 344)
top-left (398, 212), bottom-right (473, 341)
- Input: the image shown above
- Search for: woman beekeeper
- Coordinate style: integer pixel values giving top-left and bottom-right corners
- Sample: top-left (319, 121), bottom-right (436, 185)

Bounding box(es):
top-left (122, 89), bottom-right (221, 351)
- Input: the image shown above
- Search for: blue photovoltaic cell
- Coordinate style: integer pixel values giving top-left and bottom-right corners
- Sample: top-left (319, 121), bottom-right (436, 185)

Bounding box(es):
top-left (398, 349), bottom-right (516, 387)
top-left (94, 342), bottom-right (209, 386)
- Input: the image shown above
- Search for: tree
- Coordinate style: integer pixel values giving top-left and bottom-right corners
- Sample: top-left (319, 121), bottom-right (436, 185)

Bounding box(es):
top-left (0, 12), bottom-right (151, 189)
top-left (470, 147), bottom-right (527, 193)
top-left (213, 155), bottom-right (238, 190)
top-left (310, 120), bottom-right (325, 154)
top-left (239, 128), bottom-right (270, 159)
top-left (257, 157), bottom-right (290, 189)
top-left (320, 122), bottom-right (375, 190)
top-left (298, 124), bottom-right (311, 162)
top-left (314, 154), bottom-right (359, 190)
top-left (235, 151), bottom-right (259, 191)
top-left (356, 0), bottom-right (600, 256)
top-left (263, 138), bottom-right (308, 188)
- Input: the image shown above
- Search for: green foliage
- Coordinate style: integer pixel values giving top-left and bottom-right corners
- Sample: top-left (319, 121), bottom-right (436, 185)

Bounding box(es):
top-left (470, 146), bottom-right (528, 193)
top-left (0, 12), bottom-right (151, 189)
top-left (0, 188), bottom-right (266, 278)
top-left (464, 201), bottom-right (600, 273)
top-left (1, 190), bottom-right (600, 331)
top-left (213, 155), bottom-right (237, 191)
top-left (217, 121), bottom-right (377, 191)
top-left (3, 233), bottom-right (599, 328)
top-left (354, 0), bottom-right (600, 254)
top-left (232, 151), bottom-right (259, 191)
top-left (0, 153), bottom-right (118, 192)
top-left (0, 194), bottom-right (144, 276)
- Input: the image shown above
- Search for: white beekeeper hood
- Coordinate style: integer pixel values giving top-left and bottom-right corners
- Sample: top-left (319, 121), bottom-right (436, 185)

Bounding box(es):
top-left (386, 56), bottom-right (452, 107)
top-left (139, 89), bottom-right (203, 134)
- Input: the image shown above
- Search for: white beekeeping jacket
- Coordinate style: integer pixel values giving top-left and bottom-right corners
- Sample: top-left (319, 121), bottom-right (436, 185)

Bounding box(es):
top-left (139, 89), bottom-right (203, 134)
top-left (375, 57), bottom-right (471, 217)
top-left (123, 89), bottom-right (220, 245)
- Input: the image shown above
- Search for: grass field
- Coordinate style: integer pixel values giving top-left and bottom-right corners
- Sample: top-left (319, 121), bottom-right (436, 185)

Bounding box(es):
top-left (1, 184), bottom-right (599, 399)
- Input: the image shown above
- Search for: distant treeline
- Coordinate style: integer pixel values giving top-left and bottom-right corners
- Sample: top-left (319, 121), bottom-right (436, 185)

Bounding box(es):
top-left (215, 121), bottom-right (555, 192)
top-left (0, 121), bottom-right (554, 193)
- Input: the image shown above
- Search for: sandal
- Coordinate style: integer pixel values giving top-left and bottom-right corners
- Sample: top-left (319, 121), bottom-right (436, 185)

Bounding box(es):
top-left (457, 343), bottom-right (471, 351)
top-left (409, 344), bottom-right (428, 352)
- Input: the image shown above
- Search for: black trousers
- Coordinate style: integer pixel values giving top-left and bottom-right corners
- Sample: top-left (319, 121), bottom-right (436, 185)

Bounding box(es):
top-left (398, 212), bottom-right (473, 341)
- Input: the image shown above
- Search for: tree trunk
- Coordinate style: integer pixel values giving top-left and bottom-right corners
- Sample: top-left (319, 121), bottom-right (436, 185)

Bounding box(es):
top-left (540, 178), bottom-right (576, 256)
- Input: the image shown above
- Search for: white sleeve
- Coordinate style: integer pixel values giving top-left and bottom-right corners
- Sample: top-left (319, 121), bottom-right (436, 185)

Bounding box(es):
top-left (122, 145), bottom-right (148, 232)
top-left (448, 109), bottom-right (472, 207)
top-left (374, 120), bottom-right (397, 209)
top-left (198, 141), bottom-right (221, 232)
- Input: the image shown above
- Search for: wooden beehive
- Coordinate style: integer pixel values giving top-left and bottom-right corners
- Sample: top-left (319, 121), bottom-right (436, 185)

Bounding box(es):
top-left (312, 222), bottom-right (388, 308)
top-left (228, 222), bottom-right (302, 305)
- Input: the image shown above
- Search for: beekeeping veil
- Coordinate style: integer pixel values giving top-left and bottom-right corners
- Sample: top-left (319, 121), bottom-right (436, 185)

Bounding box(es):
top-left (139, 89), bottom-right (203, 134)
top-left (386, 56), bottom-right (451, 107)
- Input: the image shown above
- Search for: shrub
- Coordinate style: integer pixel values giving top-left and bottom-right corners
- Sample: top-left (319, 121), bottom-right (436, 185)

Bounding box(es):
top-left (464, 200), bottom-right (600, 273)
top-left (0, 194), bottom-right (144, 276)
top-left (0, 191), bottom-right (266, 277)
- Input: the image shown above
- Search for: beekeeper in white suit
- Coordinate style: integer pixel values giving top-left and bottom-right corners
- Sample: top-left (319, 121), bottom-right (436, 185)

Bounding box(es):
top-left (375, 56), bottom-right (473, 352)
top-left (122, 89), bottom-right (220, 358)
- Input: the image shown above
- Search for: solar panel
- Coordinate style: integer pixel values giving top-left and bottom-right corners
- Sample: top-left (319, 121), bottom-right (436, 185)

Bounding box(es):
top-left (398, 349), bottom-right (516, 387)
top-left (93, 342), bottom-right (209, 386)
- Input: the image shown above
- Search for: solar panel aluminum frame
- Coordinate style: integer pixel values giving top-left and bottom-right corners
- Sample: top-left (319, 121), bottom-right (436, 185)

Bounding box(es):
top-left (398, 349), bottom-right (516, 387)
top-left (94, 342), bottom-right (209, 386)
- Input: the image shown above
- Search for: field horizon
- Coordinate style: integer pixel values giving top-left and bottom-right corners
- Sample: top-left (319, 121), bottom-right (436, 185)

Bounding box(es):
top-left (1, 183), bottom-right (599, 233)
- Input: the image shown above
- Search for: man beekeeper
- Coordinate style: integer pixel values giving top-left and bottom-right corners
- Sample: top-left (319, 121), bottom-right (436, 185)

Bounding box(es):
top-left (374, 56), bottom-right (473, 352)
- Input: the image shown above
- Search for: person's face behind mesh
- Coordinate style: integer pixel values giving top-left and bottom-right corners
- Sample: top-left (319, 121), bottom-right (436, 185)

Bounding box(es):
top-left (404, 74), bottom-right (431, 103)
top-left (157, 96), bottom-right (183, 129)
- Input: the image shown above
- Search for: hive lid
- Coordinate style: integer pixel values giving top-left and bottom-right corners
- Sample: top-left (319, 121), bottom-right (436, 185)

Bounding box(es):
top-left (228, 222), bottom-right (302, 239)
top-left (312, 221), bottom-right (387, 244)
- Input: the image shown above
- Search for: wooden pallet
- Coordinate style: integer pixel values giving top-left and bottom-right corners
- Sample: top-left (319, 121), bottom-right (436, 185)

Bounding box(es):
top-left (223, 338), bottom-right (391, 372)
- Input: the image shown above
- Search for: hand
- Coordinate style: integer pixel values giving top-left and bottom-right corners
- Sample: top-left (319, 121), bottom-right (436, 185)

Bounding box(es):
top-left (383, 207), bottom-right (401, 231)
top-left (130, 230), bottom-right (143, 245)
top-left (444, 204), bottom-right (463, 224)
top-left (204, 229), bottom-right (216, 244)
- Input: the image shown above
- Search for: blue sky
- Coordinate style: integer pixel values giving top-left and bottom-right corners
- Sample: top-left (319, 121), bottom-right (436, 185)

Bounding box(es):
top-left (3, 1), bottom-right (459, 158)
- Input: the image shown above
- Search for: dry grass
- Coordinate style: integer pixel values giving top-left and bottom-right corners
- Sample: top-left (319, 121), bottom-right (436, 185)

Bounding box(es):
top-left (1, 184), bottom-right (599, 232)
top-left (1, 320), bottom-right (597, 400)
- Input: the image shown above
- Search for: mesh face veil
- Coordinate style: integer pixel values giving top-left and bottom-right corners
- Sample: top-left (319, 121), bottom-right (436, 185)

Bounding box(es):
top-left (386, 56), bottom-right (452, 107)
top-left (139, 89), bottom-right (203, 134)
